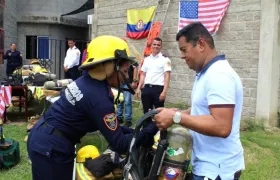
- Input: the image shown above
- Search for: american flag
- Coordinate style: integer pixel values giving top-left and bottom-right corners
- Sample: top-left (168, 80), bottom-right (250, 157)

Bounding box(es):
top-left (178, 0), bottom-right (230, 34)
top-left (0, 86), bottom-right (12, 118)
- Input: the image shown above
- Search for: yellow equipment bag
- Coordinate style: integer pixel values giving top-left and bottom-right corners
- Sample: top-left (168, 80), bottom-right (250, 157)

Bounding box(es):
top-left (76, 163), bottom-right (122, 180)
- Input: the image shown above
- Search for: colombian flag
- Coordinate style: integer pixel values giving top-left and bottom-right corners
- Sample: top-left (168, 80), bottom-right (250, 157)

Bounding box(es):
top-left (126, 6), bottom-right (156, 40)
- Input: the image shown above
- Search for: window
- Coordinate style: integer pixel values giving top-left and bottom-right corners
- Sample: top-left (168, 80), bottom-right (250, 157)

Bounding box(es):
top-left (0, 0), bottom-right (4, 64)
top-left (26, 36), bottom-right (50, 59)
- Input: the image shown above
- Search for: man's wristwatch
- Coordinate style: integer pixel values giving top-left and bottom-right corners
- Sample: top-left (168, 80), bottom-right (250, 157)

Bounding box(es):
top-left (173, 111), bottom-right (182, 124)
top-left (133, 79), bottom-right (138, 83)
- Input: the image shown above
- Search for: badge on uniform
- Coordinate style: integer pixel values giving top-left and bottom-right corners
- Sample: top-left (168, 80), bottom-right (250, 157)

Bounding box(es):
top-left (167, 60), bottom-right (171, 67)
top-left (103, 113), bottom-right (118, 131)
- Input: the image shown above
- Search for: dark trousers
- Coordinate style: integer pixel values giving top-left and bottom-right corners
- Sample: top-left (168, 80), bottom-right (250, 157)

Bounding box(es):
top-left (193, 174), bottom-right (222, 180)
top-left (27, 118), bottom-right (75, 180)
top-left (193, 171), bottom-right (242, 180)
top-left (6, 66), bottom-right (17, 77)
top-left (141, 84), bottom-right (164, 114)
top-left (65, 66), bottom-right (79, 80)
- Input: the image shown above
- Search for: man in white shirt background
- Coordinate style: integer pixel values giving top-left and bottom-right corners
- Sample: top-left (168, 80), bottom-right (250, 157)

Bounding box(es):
top-left (64, 39), bottom-right (81, 80)
top-left (136, 37), bottom-right (171, 115)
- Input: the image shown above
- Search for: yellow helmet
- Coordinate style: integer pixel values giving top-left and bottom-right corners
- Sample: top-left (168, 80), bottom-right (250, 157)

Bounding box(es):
top-left (76, 145), bottom-right (100, 163)
top-left (79, 35), bottom-right (135, 70)
top-left (30, 59), bottom-right (40, 65)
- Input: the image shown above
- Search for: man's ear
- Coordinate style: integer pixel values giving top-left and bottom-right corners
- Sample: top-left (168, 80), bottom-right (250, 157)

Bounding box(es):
top-left (197, 38), bottom-right (206, 52)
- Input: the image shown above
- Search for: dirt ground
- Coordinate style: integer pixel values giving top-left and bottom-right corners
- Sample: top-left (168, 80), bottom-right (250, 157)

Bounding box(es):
top-left (4, 100), bottom-right (43, 125)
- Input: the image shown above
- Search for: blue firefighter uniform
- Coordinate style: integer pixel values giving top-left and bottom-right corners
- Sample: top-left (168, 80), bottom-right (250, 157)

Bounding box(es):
top-left (27, 72), bottom-right (158, 180)
top-left (3, 49), bottom-right (23, 76)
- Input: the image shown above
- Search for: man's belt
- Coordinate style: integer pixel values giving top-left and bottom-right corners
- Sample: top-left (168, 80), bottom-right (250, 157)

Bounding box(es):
top-left (145, 84), bottom-right (163, 88)
top-left (42, 122), bottom-right (75, 144)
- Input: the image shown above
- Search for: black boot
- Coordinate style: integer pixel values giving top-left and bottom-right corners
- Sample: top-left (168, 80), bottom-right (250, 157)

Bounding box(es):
top-left (118, 118), bottom-right (123, 124)
top-left (125, 121), bottom-right (132, 128)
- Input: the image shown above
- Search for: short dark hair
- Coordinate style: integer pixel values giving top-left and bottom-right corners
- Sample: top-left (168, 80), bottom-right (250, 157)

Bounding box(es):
top-left (153, 37), bottom-right (162, 43)
top-left (67, 38), bottom-right (75, 42)
top-left (176, 22), bottom-right (215, 49)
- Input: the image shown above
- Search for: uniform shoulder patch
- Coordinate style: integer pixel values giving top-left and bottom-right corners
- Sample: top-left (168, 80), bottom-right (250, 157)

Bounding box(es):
top-left (167, 60), bottom-right (171, 67)
top-left (103, 113), bottom-right (118, 131)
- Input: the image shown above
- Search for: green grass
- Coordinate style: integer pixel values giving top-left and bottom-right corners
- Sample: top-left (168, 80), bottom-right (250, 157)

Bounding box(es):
top-left (241, 130), bottom-right (280, 180)
top-left (0, 123), bottom-right (31, 180)
top-left (1, 105), bottom-right (280, 180)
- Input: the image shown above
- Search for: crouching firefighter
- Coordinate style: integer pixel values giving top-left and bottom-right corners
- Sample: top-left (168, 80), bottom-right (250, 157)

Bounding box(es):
top-left (27, 35), bottom-right (158, 180)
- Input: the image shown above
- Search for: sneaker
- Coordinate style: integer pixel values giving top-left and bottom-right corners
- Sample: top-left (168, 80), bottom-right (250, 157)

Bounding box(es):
top-left (125, 121), bottom-right (132, 128)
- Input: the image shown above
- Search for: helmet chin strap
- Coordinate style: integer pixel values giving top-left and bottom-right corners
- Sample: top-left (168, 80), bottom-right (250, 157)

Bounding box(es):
top-left (119, 71), bottom-right (135, 95)
top-left (113, 61), bottom-right (135, 105)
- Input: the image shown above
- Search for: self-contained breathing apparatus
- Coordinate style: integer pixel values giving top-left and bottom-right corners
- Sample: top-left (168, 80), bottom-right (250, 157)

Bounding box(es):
top-left (122, 110), bottom-right (193, 180)
top-left (77, 36), bottom-right (193, 179)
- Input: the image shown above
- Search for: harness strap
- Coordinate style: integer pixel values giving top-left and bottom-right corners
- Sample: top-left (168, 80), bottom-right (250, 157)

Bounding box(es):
top-left (122, 110), bottom-right (159, 179)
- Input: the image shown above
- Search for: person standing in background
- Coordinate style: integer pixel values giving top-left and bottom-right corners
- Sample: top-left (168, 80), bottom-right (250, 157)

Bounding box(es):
top-left (135, 37), bottom-right (171, 114)
top-left (81, 41), bottom-right (90, 65)
top-left (116, 62), bottom-right (139, 127)
top-left (4, 43), bottom-right (23, 77)
top-left (64, 39), bottom-right (81, 80)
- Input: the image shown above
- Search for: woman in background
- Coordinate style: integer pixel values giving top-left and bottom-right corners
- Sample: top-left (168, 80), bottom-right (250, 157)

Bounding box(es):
top-left (4, 43), bottom-right (22, 77)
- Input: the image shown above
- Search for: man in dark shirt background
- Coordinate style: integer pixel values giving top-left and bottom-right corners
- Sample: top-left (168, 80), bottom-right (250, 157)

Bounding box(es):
top-left (116, 62), bottom-right (138, 127)
top-left (3, 43), bottom-right (23, 77)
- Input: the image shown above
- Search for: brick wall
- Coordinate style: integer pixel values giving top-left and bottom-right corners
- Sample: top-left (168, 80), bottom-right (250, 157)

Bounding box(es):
top-left (94, 0), bottom-right (261, 118)
top-left (214, 1), bottom-right (261, 117)
top-left (94, 0), bottom-right (260, 117)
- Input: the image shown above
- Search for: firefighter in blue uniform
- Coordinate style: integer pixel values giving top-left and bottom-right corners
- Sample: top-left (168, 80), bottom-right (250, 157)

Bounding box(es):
top-left (27, 35), bottom-right (158, 180)
top-left (3, 43), bottom-right (23, 77)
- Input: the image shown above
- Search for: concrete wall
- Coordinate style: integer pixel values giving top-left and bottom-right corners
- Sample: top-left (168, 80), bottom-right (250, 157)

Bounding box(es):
top-left (17, 0), bottom-right (89, 19)
top-left (4, 0), bottom-right (17, 49)
top-left (17, 0), bottom-right (90, 27)
top-left (0, 0), bottom-right (89, 79)
top-left (0, 0), bottom-right (18, 80)
top-left (17, 23), bottom-right (88, 78)
top-left (93, 0), bottom-right (261, 118)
